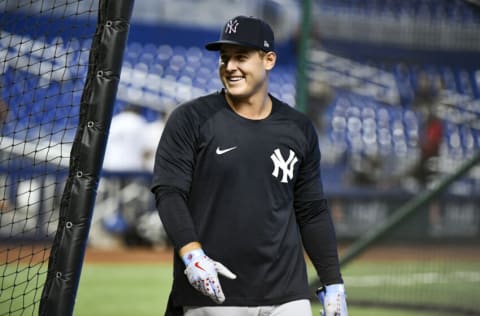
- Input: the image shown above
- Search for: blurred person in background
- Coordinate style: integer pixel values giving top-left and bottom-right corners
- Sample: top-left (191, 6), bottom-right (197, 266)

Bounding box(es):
top-left (151, 15), bottom-right (347, 316)
top-left (130, 110), bottom-right (170, 248)
top-left (406, 70), bottom-right (445, 243)
top-left (0, 96), bottom-right (12, 214)
top-left (90, 104), bottom-right (151, 248)
top-left (0, 98), bottom-right (7, 133)
top-left (142, 110), bottom-right (167, 172)
top-left (412, 103), bottom-right (443, 186)
top-left (408, 71), bottom-right (443, 188)
top-left (307, 81), bottom-right (335, 134)
top-left (103, 104), bottom-right (149, 172)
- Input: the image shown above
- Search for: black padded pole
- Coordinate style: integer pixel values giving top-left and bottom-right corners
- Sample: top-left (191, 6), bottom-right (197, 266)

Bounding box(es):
top-left (39, 1), bottom-right (134, 315)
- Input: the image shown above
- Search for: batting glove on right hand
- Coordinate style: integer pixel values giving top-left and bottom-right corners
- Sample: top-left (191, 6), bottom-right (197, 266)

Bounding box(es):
top-left (183, 249), bottom-right (236, 304)
top-left (317, 283), bottom-right (348, 316)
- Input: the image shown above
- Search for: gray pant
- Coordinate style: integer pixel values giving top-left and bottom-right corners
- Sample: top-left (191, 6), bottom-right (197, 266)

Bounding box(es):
top-left (183, 299), bottom-right (313, 316)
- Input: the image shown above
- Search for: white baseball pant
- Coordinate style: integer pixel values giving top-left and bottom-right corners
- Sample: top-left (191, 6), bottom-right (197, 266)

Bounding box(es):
top-left (183, 299), bottom-right (312, 316)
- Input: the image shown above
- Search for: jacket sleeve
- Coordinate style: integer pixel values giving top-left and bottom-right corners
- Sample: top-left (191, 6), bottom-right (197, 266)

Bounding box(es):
top-left (294, 120), bottom-right (343, 285)
top-left (152, 185), bottom-right (198, 250)
top-left (150, 104), bottom-right (199, 250)
top-left (296, 199), bottom-right (343, 285)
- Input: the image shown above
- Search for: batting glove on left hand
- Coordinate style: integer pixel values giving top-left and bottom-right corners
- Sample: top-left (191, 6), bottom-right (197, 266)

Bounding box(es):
top-left (183, 249), bottom-right (236, 304)
top-left (317, 283), bottom-right (348, 316)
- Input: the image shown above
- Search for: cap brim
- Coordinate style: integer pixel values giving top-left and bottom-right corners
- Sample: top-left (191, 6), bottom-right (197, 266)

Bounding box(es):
top-left (205, 40), bottom-right (263, 51)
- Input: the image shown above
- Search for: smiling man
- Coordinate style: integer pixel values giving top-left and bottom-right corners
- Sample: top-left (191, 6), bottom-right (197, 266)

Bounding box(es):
top-left (151, 16), bottom-right (348, 316)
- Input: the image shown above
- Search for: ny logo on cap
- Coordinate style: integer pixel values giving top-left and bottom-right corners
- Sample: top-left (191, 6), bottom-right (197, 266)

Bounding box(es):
top-left (225, 19), bottom-right (239, 34)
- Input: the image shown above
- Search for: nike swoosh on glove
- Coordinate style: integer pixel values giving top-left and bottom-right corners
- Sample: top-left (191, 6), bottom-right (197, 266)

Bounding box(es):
top-left (183, 249), bottom-right (236, 304)
top-left (317, 283), bottom-right (348, 316)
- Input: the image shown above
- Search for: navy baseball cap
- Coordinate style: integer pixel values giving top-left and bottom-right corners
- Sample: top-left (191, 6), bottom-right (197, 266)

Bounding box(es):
top-left (205, 16), bottom-right (275, 52)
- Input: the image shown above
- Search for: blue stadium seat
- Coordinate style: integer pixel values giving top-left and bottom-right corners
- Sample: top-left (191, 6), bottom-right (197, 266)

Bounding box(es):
top-left (156, 44), bottom-right (174, 66)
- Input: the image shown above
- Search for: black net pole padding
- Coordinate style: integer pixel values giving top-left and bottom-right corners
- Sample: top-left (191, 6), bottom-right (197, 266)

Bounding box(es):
top-left (39, 1), bottom-right (135, 315)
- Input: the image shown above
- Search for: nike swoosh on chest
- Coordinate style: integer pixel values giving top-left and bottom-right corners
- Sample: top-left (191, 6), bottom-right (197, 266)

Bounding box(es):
top-left (215, 146), bottom-right (237, 155)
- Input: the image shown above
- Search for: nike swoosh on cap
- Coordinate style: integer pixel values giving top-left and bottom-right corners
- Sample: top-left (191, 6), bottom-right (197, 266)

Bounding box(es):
top-left (216, 146), bottom-right (237, 155)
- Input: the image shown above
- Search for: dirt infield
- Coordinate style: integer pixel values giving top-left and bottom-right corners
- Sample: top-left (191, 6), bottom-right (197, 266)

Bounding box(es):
top-left (1, 244), bottom-right (479, 264)
top-left (82, 244), bottom-right (480, 264)
top-left (84, 246), bottom-right (173, 263)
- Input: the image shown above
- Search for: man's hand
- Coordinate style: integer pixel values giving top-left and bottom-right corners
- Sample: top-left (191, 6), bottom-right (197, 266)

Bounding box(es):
top-left (183, 249), bottom-right (236, 304)
top-left (317, 284), bottom-right (348, 316)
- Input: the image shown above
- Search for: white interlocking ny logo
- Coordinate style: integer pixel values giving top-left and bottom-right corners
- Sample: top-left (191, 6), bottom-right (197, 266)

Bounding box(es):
top-left (225, 19), bottom-right (239, 34)
top-left (271, 148), bottom-right (298, 183)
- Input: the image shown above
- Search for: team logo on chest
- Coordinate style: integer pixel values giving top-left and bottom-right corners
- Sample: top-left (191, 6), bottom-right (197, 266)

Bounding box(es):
top-left (270, 148), bottom-right (298, 183)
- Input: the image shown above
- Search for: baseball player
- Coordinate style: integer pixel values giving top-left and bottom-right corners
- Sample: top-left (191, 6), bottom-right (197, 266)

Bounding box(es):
top-left (151, 15), bottom-right (348, 316)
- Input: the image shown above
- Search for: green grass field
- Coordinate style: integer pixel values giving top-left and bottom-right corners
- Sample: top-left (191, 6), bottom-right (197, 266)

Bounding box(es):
top-left (71, 261), bottom-right (479, 316)
top-left (2, 260), bottom-right (478, 315)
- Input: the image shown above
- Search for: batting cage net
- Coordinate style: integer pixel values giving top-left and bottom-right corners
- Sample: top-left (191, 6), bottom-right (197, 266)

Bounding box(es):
top-left (0, 1), bottom-right (133, 315)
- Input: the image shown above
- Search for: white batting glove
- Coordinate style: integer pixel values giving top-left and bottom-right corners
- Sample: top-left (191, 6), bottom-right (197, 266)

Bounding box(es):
top-left (183, 249), bottom-right (236, 304)
top-left (317, 283), bottom-right (348, 316)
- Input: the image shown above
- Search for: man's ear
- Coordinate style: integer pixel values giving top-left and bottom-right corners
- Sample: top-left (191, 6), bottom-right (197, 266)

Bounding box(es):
top-left (264, 51), bottom-right (276, 71)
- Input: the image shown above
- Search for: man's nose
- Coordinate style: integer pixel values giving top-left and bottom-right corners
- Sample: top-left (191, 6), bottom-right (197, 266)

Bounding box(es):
top-left (223, 59), bottom-right (237, 71)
